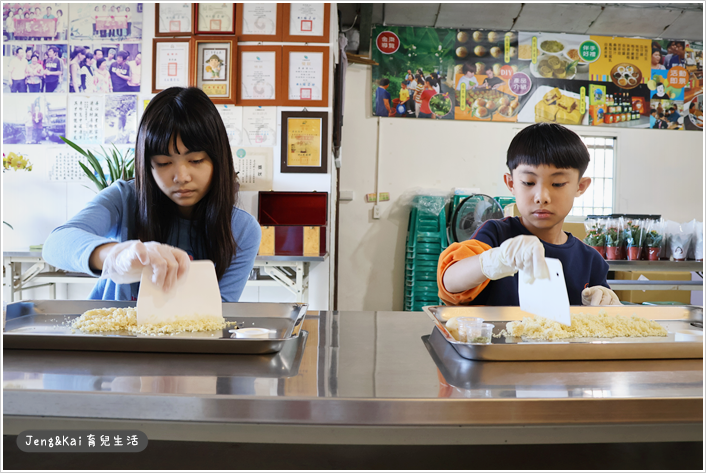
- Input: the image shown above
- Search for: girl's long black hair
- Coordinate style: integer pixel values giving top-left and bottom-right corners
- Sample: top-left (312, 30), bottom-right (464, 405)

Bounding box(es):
top-left (134, 87), bottom-right (238, 281)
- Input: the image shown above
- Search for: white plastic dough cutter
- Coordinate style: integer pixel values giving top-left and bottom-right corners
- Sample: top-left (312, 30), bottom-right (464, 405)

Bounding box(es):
top-left (518, 257), bottom-right (572, 326)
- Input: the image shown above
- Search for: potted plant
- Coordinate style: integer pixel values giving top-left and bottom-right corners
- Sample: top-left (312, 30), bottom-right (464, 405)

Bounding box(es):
top-left (624, 220), bottom-right (647, 260)
top-left (59, 136), bottom-right (134, 192)
top-left (583, 227), bottom-right (606, 258)
top-left (605, 227), bottom-right (622, 260)
top-left (645, 230), bottom-right (663, 261)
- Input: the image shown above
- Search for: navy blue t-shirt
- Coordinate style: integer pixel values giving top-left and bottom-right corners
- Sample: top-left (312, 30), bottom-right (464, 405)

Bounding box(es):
top-left (375, 86), bottom-right (391, 116)
top-left (469, 217), bottom-right (610, 306)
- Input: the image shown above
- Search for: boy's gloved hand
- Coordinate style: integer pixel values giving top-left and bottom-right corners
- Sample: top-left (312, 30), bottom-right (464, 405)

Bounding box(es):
top-left (101, 240), bottom-right (190, 292)
top-left (582, 286), bottom-right (620, 306)
top-left (478, 235), bottom-right (551, 281)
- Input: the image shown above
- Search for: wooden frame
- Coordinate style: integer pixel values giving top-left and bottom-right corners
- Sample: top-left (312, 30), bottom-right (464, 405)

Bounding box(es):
top-left (152, 38), bottom-right (193, 93)
top-left (192, 36), bottom-right (237, 104)
top-left (193, 2), bottom-right (236, 35)
top-left (155, 3), bottom-right (194, 37)
top-left (280, 111), bottom-right (329, 174)
top-left (236, 45), bottom-right (282, 106)
top-left (235, 3), bottom-right (283, 42)
top-left (282, 45), bottom-right (330, 107)
top-left (282, 3), bottom-right (330, 43)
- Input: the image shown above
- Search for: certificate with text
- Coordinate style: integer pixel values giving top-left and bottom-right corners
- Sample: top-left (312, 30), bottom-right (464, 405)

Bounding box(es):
top-left (240, 52), bottom-right (277, 101)
top-left (288, 51), bottom-right (324, 101)
top-left (156, 42), bottom-right (190, 90)
top-left (289, 3), bottom-right (324, 36)
top-left (286, 118), bottom-right (322, 167)
top-left (242, 3), bottom-right (278, 35)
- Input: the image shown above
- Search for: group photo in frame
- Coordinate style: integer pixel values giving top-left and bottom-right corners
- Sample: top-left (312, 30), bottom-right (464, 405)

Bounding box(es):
top-left (3, 3), bottom-right (69, 41)
top-left (280, 111), bottom-right (328, 174)
top-left (194, 2), bottom-right (235, 35)
top-left (193, 37), bottom-right (236, 104)
top-left (69, 3), bottom-right (143, 41)
top-left (155, 3), bottom-right (193, 36)
top-left (282, 45), bottom-right (329, 107)
top-left (152, 38), bottom-right (191, 93)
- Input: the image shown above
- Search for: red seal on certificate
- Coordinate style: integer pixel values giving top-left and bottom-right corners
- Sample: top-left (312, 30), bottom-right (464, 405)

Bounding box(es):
top-left (210, 19), bottom-right (221, 30)
top-left (301, 20), bottom-right (312, 32)
top-left (169, 20), bottom-right (181, 32)
top-left (168, 63), bottom-right (177, 76)
top-left (301, 88), bottom-right (312, 100)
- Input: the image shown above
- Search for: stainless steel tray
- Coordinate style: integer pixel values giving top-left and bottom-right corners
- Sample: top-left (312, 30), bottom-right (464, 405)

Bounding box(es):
top-left (423, 305), bottom-right (703, 361)
top-left (3, 300), bottom-right (307, 355)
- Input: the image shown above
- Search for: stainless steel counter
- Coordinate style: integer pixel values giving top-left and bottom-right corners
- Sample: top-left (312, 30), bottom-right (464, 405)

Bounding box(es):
top-left (3, 311), bottom-right (704, 445)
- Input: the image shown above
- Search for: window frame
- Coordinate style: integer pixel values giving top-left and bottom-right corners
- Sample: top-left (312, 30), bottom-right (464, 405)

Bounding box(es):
top-left (575, 133), bottom-right (618, 218)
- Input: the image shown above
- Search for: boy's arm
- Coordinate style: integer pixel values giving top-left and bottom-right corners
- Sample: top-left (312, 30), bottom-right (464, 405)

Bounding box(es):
top-left (442, 253), bottom-right (487, 293)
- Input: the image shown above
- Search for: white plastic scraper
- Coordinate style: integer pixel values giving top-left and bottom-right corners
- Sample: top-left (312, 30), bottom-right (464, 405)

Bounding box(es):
top-left (136, 260), bottom-right (223, 326)
top-left (518, 257), bottom-right (572, 326)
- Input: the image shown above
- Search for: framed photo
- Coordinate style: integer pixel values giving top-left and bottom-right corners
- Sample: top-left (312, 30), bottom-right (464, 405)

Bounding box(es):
top-left (236, 45), bottom-right (282, 106)
top-left (152, 38), bottom-right (192, 93)
top-left (282, 3), bottom-right (330, 43)
top-left (155, 3), bottom-right (193, 36)
top-left (281, 111), bottom-right (328, 174)
top-left (235, 3), bottom-right (283, 42)
top-left (194, 2), bottom-right (235, 35)
top-left (282, 46), bottom-right (329, 107)
top-left (193, 37), bottom-right (236, 104)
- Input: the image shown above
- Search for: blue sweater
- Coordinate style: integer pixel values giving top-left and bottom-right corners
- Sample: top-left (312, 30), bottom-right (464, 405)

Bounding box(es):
top-left (470, 217), bottom-right (610, 306)
top-left (42, 180), bottom-right (261, 301)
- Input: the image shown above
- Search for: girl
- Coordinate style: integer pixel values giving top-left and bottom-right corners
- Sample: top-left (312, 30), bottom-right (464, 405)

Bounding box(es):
top-left (26, 53), bottom-right (44, 92)
top-left (79, 51), bottom-right (95, 92)
top-left (93, 58), bottom-right (113, 93)
top-left (43, 87), bottom-right (262, 300)
top-left (70, 47), bottom-right (86, 93)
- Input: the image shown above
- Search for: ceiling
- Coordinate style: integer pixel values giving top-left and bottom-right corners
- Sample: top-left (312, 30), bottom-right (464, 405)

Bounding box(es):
top-left (338, 3), bottom-right (704, 41)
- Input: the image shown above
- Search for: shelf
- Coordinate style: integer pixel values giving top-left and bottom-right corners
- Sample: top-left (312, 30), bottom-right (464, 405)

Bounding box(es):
top-left (608, 280), bottom-right (703, 291)
top-left (607, 261), bottom-right (703, 272)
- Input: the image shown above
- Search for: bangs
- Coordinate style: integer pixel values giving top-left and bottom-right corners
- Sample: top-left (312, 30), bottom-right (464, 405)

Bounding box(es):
top-left (142, 98), bottom-right (214, 159)
top-left (507, 123), bottom-right (590, 176)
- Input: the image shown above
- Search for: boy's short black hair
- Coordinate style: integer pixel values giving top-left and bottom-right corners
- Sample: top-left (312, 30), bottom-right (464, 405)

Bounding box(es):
top-left (117, 50), bottom-right (130, 60)
top-left (506, 123), bottom-right (590, 177)
top-left (379, 78), bottom-right (390, 86)
top-left (462, 62), bottom-right (476, 74)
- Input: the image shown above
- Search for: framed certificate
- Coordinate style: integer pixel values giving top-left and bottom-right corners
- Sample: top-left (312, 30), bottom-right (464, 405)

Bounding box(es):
top-left (192, 37), bottom-right (236, 104)
top-left (155, 3), bottom-right (193, 36)
top-left (282, 3), bottom-right (330, 43)
top-left (236, 45), bottom-right (282, 106)
top-left (281, 111), bottom-right (328, 174)
top-left (153, 38), bottom-right (192, 93)
top-left (282, 46), bottom-right (329, 107)
top-left (194, 2), bottom-right (235, 35)
top-left (235, 3), bottom-right (283, 42)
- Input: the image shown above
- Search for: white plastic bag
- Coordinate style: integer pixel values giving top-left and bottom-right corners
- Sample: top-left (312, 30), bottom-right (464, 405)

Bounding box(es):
top-left (689, 220), bottom-right (703, 261)
top-left (667, 220), bottom-right (695, 261)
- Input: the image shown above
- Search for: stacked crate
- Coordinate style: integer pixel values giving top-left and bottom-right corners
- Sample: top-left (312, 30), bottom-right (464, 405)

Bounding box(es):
top-left (404, 197), bottom-right (448, 312)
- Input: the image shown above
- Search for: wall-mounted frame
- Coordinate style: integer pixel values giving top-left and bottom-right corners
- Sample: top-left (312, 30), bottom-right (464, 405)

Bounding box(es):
top-left (236, 45), bottom-right (282, 106)
top-left (281, 111), bottom-right (328, 174)
top-left (194, 2), bottom-right (236, 35)
top-left (235, 3), bottom-right (283, 42)
top-left (282, 3), bottom-right (330, 43)
top-left (152, 38), bottom-right (193, 93)
top-left (282, 46), bottom-right (329, 107)
top-left (192, 36), bottom-right (237, 104)
top-left (155, 3), bottom-right (193, 37)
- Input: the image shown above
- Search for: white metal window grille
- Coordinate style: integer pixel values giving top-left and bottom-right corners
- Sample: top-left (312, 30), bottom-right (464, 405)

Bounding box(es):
top-left (570, 136), bottom-right (616, 217)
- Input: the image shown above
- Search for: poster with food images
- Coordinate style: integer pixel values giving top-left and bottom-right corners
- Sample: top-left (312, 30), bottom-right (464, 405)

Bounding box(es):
top-left (453, 28), bottom-right (520, 121)
top-left (371, 25), bottom-right (701, 131)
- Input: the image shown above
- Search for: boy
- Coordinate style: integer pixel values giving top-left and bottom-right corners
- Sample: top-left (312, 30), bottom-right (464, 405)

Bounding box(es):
top-left (398, 81), bottom-right (410, 116)
top-left (375, 78), bottom-right (392, 117)
top-left (438, 123), bottom-right (619, 307)
top-left (456, 63), bottom-right (478, 91)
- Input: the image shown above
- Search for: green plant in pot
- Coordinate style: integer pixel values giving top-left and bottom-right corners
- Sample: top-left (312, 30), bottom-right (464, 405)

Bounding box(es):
top-left (624, 221), bottom-right (647, 261)
top-left (583, 228), bottom-right (606, 258)
top-left (645, 230), bottom-right (663, 261)
top-left (60, 136), bottom-right (134, 192)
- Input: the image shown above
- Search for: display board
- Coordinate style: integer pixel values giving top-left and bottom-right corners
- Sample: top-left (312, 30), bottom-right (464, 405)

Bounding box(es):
top-left (372, 25), bottom-right (703, 131)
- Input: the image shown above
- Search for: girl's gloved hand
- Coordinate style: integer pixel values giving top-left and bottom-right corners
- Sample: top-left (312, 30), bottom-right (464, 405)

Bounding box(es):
top-left (582, 286), bottom-right (621, 306)
top-left (101, 240), bottom-right (190, 292)
top-left (478, 235), bottom-right (551, 282)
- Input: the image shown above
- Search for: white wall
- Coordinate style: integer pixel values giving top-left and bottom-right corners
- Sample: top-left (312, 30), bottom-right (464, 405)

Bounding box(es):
top-left (337, 63), bottom-right (704, 312)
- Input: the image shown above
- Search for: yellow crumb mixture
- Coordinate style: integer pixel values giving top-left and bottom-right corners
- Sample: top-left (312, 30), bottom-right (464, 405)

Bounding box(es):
top-left (499, 311), bottom-right (668, 341)
top-left (71, 307), bottom-right (236, 335)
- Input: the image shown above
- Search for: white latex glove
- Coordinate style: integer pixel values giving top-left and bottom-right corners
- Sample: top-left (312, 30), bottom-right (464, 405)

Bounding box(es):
top-left (478, 234), bottom-right (550, 281)
top-left (582, 286), bottom-right (621, 306)
top-left (101, 240), bottom-right (191, 292)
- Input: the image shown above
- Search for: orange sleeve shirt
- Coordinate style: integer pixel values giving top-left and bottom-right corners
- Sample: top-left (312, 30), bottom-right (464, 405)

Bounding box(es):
top-left (436, 239), bottom-right (492, 306)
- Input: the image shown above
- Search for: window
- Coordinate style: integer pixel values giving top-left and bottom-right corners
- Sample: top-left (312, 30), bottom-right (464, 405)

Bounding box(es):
top-left (570, 136), bottom-right (616, 217)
